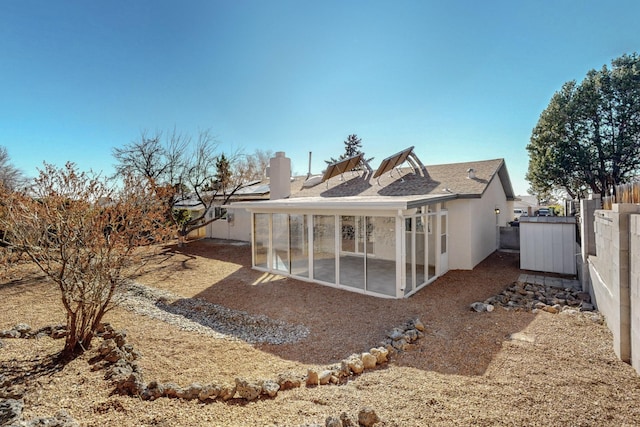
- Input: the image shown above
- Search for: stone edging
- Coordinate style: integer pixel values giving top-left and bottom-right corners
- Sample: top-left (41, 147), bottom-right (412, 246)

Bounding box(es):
top-left (88, 318), bottom-right (426, 404)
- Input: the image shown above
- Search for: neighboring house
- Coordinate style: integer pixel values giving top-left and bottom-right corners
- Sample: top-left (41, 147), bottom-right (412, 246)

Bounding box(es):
top-left (206, 176), bottom-right (309, 242)
top-left (231, 149), bottom-right (515, 299)
top-left (172, 199), bottom-right (207, 240)
top-left (513, 195), bottom-right (538, 219)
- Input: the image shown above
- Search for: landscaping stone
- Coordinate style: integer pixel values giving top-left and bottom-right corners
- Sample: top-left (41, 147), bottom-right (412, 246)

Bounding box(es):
top-left (198, 384), bottom-right (220, 401)
top-left (22, 409), bottom-right (80, 427)
top-left (358, 407), bottom-right (380, 426)
top-left (260, 380), bottom-right (279, 398)
top-left (218, 384), bottom-right (237, 401)
top-left (277, 372), bottom-right (302, 390)
top-left (470, 302), bottom-right (494, 312)
top-left (318, 370), bottom-right (333, 385)
top-left (306, 369), bottom-right (319, 386)
top-left (13, 323), bottom-right (31, 336)
top-left (361, 352), bottom-right (377, 370)
top-left (340, 412), bottom-right (356, 426)
top-left (346, 354), bottom-right (364, 375)
top-left (235, 378), bottom-right (261, 401)
top-left (0, 398), bottom-right (23, 426)
top-left (325, 416), bottom-right (341, 427)
top-left (481, 280), bottom-right (598, 314)
top-left (370, 347), bottom-right (389, 364)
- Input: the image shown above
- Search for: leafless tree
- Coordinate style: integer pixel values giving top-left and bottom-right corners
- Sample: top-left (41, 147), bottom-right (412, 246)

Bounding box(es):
top-left (0, 146), bottom-right (28, 191)
top-left (0, 163), bottom-right (166, 357)
top-left (112, 129), bottom-right (245, 244)
top-left (234, 149), bottom-right (273, 183)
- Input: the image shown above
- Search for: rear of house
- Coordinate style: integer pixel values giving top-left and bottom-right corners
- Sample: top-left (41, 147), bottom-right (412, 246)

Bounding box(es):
top-left (227, 149), bottom-right (515, 299)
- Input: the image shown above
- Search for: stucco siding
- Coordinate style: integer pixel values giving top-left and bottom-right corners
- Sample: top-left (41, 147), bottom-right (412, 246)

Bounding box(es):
top-left (446, 199), bottom-right (472, 270)
top-left (440, 176), bottom-right (507, 270)
top-left (469, 175), bottom-right (507, 268)
top-left (208, 206), bottom-right (252, 242)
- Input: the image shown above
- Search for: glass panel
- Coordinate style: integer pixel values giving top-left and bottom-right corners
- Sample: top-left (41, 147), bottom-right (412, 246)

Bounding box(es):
top-left (428, 212), bottom-right (436, 280)
top-left (405, 217), bottom-right (414, 293)
top-left (290, 214), bottom-right (309, 277)
top-left (416, 216), bottom-right (426, 284)
top-left (313, 215), bottom-right (336, 283)
top-left (440, 214), bottom-right (447, 254)
top-left (366, 216), bottom-right (396, 297)
top-left (364, 217), bottom-right (374, 254)
top-left (254, 213), bottom-right (269, 269)
top-left (272, 213), bottom-right (289, 272)
top-left (341, 215), bottom-right (356, 253)
top-left (340, 215), bottom-right (365, 289)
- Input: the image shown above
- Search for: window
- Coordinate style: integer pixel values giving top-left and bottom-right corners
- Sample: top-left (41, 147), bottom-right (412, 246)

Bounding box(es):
top-left (253, 213), bottom-right (269, 269)
top-left (214, 206), bottom-right (227, 220)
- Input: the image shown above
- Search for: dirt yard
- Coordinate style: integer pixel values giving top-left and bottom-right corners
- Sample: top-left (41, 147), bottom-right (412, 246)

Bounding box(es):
top-left (2, 239), bottom-right (640, 426)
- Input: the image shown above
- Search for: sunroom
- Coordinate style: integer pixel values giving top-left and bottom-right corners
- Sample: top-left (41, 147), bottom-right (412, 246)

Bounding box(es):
top-left (236, 195), bottom-right (454, 298)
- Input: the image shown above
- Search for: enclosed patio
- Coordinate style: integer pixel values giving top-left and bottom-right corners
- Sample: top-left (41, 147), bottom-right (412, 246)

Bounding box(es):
top-left (244, 197), bottom-right (451, 298)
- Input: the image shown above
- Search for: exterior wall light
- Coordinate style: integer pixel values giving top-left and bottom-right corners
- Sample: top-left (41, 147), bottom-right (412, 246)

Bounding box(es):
top-left (494, 207), bottom-right (500, 215)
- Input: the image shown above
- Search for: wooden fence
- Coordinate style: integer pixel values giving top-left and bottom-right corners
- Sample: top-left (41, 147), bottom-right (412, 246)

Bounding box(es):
top-left (603, 181), bottom-right (640, 210)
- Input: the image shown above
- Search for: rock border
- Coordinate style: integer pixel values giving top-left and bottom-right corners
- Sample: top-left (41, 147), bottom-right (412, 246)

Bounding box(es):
top-left (1, 318), bottom-right (425, 426)
top-left (0, 323), bottom-right (68, 340)
top-left (87, 319), bottom-right (425, 405)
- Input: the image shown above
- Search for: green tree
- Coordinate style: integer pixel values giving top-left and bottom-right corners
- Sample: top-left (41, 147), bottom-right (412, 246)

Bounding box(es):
top-left (526, 53), bottom-right (640, 199)
top-left (214, 153), bottom-right (232, 192)
top-left (325, 134), bottom-right (374, 167)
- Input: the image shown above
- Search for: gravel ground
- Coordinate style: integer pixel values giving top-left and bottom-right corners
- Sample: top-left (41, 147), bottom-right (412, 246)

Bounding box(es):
top-left (122, 282), bottom-right (310, 344)
top-left (2, 240), bottom-right (640, 426)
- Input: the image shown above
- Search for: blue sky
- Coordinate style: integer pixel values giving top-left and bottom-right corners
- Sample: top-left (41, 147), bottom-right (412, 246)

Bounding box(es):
top-left (1, 1), bottom-right (639, 195)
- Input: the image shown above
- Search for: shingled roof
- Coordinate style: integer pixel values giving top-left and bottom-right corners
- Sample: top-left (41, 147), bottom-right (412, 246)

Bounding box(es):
top-left (292, 158), bottom-right (514, 201)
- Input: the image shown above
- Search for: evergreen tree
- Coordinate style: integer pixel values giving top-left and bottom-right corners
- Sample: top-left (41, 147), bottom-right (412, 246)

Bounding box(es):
top-left (325, 134), bottom-right (374, 167)
top-left (526, 53), bottom-right (640, 199)
top-left (214, 153), bottom-right (232, 192)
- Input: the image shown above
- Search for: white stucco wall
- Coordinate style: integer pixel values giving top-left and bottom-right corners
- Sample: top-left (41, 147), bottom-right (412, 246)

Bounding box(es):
top-left (447, 176), bottom-right (507, 270)
top-left (446, 199), bottom-right (472, 270)
top-left (208, 206), bottom-right (252, 242)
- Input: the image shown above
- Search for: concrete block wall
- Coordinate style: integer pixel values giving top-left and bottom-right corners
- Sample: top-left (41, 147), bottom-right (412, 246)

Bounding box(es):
top-left (580, 197), bottom-right (600, 292)
top-left (588, 204), bottom-right (640, 365)
top-left (630, 214), bottom-right (640, 374)
top-left (499, 226), bottom-right (519, 250)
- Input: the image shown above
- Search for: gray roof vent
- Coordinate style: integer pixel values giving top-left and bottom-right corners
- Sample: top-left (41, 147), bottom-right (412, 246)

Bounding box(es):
top-left (467, 168), bottom-right (476, 179)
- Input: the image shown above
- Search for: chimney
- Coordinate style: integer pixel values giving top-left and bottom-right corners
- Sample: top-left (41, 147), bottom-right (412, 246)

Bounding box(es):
top-left (269, 151), bottom-right (291, 200)
top-left (467, 168), bottom-right (476, 179)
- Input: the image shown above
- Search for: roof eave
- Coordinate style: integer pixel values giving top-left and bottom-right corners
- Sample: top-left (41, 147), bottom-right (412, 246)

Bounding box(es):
top-left (478, 159), bottom-right (516, 201)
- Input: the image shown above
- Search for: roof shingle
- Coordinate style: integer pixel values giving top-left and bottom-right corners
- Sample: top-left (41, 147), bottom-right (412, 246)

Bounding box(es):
top-left (292, 158), bottom-right (512, 200)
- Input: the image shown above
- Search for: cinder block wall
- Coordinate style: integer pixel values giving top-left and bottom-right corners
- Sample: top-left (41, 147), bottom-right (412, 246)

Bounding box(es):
top-left (630, 214), bottom-right (640, 374)
top-left (499, 226), bottom-right (519, 250)
top-left (590, 210), bottom-right (630, 362)
top-left (588, 205), bottom-right (640, 364)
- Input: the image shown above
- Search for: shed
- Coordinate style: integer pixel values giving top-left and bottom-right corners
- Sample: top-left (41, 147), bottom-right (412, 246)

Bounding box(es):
top-left (519, 216), bottom-right (577, 275)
